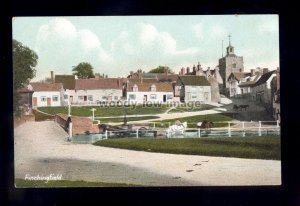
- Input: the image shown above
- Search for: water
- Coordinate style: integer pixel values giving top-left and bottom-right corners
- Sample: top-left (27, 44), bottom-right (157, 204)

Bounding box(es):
top-left (72, 133), bottom-right (104, 144)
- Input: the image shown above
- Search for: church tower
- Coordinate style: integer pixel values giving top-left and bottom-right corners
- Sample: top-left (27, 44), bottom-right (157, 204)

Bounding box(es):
top-left (218, 35), bottom-right (244, 95)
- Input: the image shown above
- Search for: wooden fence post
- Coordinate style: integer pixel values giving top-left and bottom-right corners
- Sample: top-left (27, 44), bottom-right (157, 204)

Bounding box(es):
top-left (228, 122), bottom-right (231, 137)
top-left (136, 129), bottom-right (139, 139)
top-left (242, 121), bottom-right (245, 137)
top-left (198, 128), bottom-right (201, 138)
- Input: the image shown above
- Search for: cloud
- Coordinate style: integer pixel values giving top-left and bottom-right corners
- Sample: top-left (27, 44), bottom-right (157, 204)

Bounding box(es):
top-left (210, 25), bottom-right (227, 39)
top-left (109, 23), bottom-right (202, 76)
top-left (34, 17), bottom-right (111, 80)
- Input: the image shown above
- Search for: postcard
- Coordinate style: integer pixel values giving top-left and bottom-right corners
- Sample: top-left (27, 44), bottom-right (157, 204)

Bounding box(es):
top-left (13, 15), bottom-right (280, 187)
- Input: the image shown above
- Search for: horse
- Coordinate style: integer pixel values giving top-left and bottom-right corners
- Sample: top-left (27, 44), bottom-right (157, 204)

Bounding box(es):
top-left (233, 104), bottom-right (240, 111)
top-left (239, 104), bottom-right (250, 111)
top-left (200, 120), bottom-right (214, 130)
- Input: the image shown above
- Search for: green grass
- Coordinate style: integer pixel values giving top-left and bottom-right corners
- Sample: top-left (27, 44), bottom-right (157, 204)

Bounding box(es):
top-left (15, 178), bottom-right (138, 187)
top-left (32, 109), bottom-right (54, 121)
top-left (38, 104), bottom-right (171, 117)
top-left (94, 136), bottom-right (280, 160)
top-left (98, 116), bottom-right (160, 123)
top-left (151, 113), bottom-right (233, 128)
top-left (168, 104), bottom-right (216, 113)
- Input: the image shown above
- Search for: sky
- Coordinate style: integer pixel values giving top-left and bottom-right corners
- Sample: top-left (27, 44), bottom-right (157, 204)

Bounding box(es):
top-left (12, 15), bottom-right (279, 81)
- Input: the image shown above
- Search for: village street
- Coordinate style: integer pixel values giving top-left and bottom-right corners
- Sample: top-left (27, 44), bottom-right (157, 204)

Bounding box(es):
top-left (14, 121), bottom-right (281, 186)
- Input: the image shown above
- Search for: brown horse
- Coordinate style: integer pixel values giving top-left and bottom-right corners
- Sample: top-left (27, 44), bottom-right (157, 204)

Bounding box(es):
top-left (200, 120), bottom-right (214, 130)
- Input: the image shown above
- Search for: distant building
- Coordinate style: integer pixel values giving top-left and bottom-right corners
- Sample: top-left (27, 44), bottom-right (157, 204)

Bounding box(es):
top-left (272, 68), bottom-right (280, 122)
top-left (74, 78), bottom-right (125, 104)
top-left (30, 82), bottom-right (64, 107)
top-left (126, 82), bottom-right (174, 104)
top-left (251, 69), bottom-right (277, 104)
top-left (227, 72), bottom-right (251, 97)
top-left (218, 36), bottom-right (244, 95)
top-left (176, 76), bottom-right (211, 103)
top-left (54, 74), bottom-right (76, 106)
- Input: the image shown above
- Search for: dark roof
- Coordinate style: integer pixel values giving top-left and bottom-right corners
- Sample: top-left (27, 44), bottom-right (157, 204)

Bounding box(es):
top-left (30, 82), bottom-right (63, 91)
top-left (228, 72), bottom-right (251, 81)
top-left (157, 74), bottom-right (178, 82)
top-left (75, 78), bottom-right (124, 90)
top-left (55, 75), bottom-right (75, 90)
top-left (178, 75), bottom-right (210, 86)
top-left (252, 70), bottom-right (276, 87)
top-left (128, 78), bottom-right (158, 84)
top-left (127, 82), bottom-right (173, 92)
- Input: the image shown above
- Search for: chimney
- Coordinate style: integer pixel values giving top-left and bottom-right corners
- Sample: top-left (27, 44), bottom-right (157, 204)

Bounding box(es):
top-left (193, 65), bottom-right (196, 73)
top-left (105, 75), bottom-right (108, 78)
top-left (263, 68), bottom-right (269, 74)
top-left (207, 67), bottom-right (210, 71)
top-left (117, 79), bottom-right (120, 87)
top-left (186, 67), bottom-right (190, 74)
top-left (95, 73), bottom-right (100, 79)
top-left (251, 69), bottom-right (255, 76)
top-left (50, 71), bottom-right (54, 83)
top-left (197, 62), bottom-right (201, 70)
top-left (181, 67), bottom-right (185, 75)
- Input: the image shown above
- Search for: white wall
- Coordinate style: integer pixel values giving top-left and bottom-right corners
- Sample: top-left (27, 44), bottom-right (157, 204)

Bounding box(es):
top-left (73, 89), bottom-right (123, 104)
top-left (184, 86), bottom-right (211, 103)
top-left (127, 91), bottom-right (174, 104)
top-left (32, 91), bottom-right (62, 107)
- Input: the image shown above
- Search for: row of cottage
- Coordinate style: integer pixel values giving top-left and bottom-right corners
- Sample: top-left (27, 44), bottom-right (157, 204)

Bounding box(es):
top-left (18, 71), bottom-right (215, 107)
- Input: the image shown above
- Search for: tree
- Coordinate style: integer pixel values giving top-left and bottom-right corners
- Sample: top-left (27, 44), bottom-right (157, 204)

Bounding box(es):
top-left (72, 62), bottom-right (95, 79)
top-left (13, 39), bottom-right (38, 115)
top-left (148, 65), bottom-right (173, 74)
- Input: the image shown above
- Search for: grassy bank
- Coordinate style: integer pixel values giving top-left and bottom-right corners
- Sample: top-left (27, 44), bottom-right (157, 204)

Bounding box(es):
top-left (38, 105), bottom-right (170, 117)
top-left (32, 109), bottom-right (54, 121)
top-left (15, 178), bottom-right (138, 187)
top-left (168, 104), bottom-right (216, 113)
top-left (94, 136), bottom-right (280, 160)
top-left (151, 113), bottom-right (233, 128)
top-left (98, 116), bottom-right (159, 123)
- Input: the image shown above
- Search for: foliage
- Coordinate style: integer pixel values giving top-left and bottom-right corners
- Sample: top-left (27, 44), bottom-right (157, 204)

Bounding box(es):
top-left (72, 62), bottom-right (95, 79)
top-left (94, 136), bottom-right (281, 160)
top-left (148, 65), bottom-right (172, 73)
top-left (13, 39), bottom-right (38, 114)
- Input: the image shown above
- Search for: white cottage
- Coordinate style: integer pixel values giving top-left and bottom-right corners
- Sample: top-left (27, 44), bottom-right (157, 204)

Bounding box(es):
top-left (74, 78), bottom-right (124, 104)
top-left (176, 76), bottom-right (211, 103)
top-left (30, 82), bottom-right (64, 107)
top-left (126, 82), bottom-right (174, 104)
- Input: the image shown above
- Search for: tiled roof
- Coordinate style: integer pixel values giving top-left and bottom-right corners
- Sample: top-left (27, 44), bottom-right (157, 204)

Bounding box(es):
top-left (75, 78), bottom-right (124, 90)
top-left (228, 72), bottom-right (251, 81)
top-left (128, 78), bottom-right (158, 84)
top-left (157, 74), bottom-right (178, 82)
top-left (30, 82), bottom-right (63, 91)
top-left (252, 70), bottom-right (276, 87)
top-left (55, 75), bottom-right (75, 90)
top-left (127, 82), bottom-right (173, 92)
top-left (178, 75), bottom-right (210, 86)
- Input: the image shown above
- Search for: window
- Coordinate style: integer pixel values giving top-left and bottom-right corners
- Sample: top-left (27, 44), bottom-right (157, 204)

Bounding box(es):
top-left (64, 94), bottom-right (68, 99)
top-left (191, 94), bottom-right (197, 99)
top-left (129, 94), bottom-right (136, 100)
top-left (150, 94), bottom-right (156, 99)
top-left (88, 95), bottom-right (93, 101)
top-left (78, 96), bottom-right (84, 101)
top-left (191, 86), bottom-right (196, 91)
top-left (167, 94), bottom-right (173, 99)
top-left (150, 84), bottom-right (156, 92)
top-left (114, 96), bottom-right (118, 100)
top-left (52, 95), bottom-right (58, 102)
top-left (41, 96), bottom-right (46, 102)
top-left (133, 84), bottom-right (138, 92)
top-left (102, 96), bottom-right (107, 100)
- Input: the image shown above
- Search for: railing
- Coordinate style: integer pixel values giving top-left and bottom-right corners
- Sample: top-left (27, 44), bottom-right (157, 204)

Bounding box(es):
top-left (97, 120), bottom-right (280, 140)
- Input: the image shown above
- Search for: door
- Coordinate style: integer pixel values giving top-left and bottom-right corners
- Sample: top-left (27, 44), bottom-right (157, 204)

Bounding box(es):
top-left (47, 97), bottom-right (51, 106)
top-left (32, 97), bottom-right (37, 106)
top-left (84, 96), bottom-right (87, 101)
top-left (163, 95), bottom-right (166, 102)
top-left (143, 95), bottom-right (147, 102)
top-left (70, 96), bottom-right (73, 104)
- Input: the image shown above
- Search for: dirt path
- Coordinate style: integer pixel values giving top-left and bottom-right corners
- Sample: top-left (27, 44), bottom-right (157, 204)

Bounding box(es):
top-left (14, 121), bottom-right (281, 186)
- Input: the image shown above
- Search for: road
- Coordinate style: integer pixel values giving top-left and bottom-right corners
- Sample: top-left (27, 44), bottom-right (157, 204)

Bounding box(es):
top-left (14, 121), bottom-right (281, 186)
